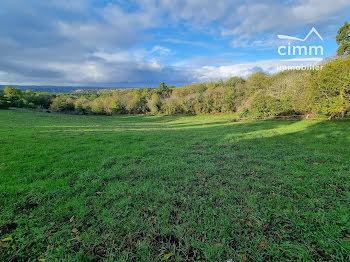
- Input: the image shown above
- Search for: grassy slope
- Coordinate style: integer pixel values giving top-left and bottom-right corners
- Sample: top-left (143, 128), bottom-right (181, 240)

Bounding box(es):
top-left (0, 110), bottom-right (349, 261)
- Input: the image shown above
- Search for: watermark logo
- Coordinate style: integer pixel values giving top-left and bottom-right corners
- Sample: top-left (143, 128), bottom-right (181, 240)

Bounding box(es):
top-left (276, 27), bottom-right (324, 71)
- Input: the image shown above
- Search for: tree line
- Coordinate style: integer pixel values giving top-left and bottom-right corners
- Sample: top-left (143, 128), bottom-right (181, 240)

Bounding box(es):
top-left (1, 22), bottom-right (349, 118)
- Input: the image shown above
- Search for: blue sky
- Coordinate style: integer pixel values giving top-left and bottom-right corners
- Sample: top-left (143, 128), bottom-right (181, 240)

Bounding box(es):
top-left (0, 0), bottom-right (349, 87)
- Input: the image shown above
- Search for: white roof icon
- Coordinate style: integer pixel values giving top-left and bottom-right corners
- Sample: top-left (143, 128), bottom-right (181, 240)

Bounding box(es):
top-left (278, 27), bottom-right (323, 41)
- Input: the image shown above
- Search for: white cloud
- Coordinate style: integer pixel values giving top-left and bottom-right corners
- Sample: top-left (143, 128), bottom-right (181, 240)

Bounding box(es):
top-left (224, 0), bottom-right (350, 37)
top-left (193, 58), bottom-right (323, 82)
top-left (0, 0), bottom-right (349, 87)
top-left (291, 0), bottom-right (350, 23)
top-left (92, 51), bottom-right (134, 63)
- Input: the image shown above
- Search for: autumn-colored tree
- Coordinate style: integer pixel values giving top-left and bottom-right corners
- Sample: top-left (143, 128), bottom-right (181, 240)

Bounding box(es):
top-left (312, 56), bottom-right (350, 118)
top-left (149, 93), bottom-right (162, 114)
top-left (336, 21), bottom-right (350, 56)
top-left (4, 86), bottom-right (23, 106)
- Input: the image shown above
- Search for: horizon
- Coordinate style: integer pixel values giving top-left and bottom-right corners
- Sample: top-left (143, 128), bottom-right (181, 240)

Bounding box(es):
top-left (1, 0), bottom-right (350, 87)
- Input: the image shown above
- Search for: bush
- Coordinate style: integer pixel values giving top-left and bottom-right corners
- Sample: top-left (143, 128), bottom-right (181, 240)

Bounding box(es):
top-left (248, 91), bottom-right (283, 117)
top-left (161, 97), bottom-right (183, 115)
top-left (4, 86), bottom-right (23, 107)
top-left (125, 93), bottom-right (148, 114)
top-left (0, 90), bottom-right (9, 109)
top-left (245, 72), bottom-right (271, 96)
top-left (148, 93), bottom-right (162, 114)
top-left (75, 97), bottom-right (91, 114)
top-left (110, 98), bottom-right (124, 114)
top-left (312, 56), bottom-right (350, 117)
top-left (90, 97), bottom-right (106, 114)
top-left (34, 93), bottom-right (55, 109)
top-left (50, 96), bottom-right (75, 112)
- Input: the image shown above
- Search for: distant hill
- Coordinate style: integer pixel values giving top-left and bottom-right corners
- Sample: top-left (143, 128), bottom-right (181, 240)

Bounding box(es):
top-left (0, 85), bottom-right (141, 93)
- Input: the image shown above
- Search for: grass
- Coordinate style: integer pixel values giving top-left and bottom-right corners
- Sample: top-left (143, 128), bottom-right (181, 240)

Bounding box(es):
top-left (0, 109), bottom-right (350, 261)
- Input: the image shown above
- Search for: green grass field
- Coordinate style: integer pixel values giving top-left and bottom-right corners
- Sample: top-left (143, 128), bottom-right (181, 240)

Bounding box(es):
top-left (1, 110), bottom-right (349, 261)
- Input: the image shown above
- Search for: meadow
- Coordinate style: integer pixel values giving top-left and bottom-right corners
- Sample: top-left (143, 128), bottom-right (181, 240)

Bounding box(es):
top-left (0, 109), bottom-right (349, 261)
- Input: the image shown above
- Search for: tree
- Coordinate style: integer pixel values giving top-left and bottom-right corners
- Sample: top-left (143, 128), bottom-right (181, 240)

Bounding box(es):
top-left (50, 95), bottom-right (75, 112)
top-left (149, 93), bottom-right (162, 114)
top-left (245, 72), bottom-right (270, 96)
top-left (34, 93), bottom-right (55, 109)
top-left (158, 82), bottom-right (167, 92)
top-left (0, 89), bottom-right (9, 109)
top-left (161, 97), bottom-right (182, 115)
top-left (4, 86), bottom-right (23, 106)
top-left (224, 77), bottom-right (245, 87)
top-left (336, 21), bottom-right (350, 56)
top-left (181, 94), bottom-right (199, 114)
top-left (312, 56), bottom-right (350, 118)
top-left (157, 82), bottom-right (172, 98)
top-left (90, 97), bottom-right (106, 114)
top-left (4, 86), bottom-right (22, 98)
top-left (0, 89), bottom-right (5, 100)
top-left (225, 88), bottom-right (237, 112)
top-left (110, 98), bottom-right (124, 114)
top-left (75, 97), bottom-right (91, 114)
top-left (248, 90), bottom-right (283, 117)
top-left (125, 92), bottom-right (148, 114)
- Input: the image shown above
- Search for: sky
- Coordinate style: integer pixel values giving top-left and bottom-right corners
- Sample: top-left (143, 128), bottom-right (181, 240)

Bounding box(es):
top-left (0, 0), bottom-right (349, 88)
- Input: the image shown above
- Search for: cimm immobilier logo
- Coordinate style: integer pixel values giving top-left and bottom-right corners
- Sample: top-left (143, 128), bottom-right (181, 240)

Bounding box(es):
top-left (277, 27), bottom-right (324, 56)
top-left (277, 27), bottom-right (324, 71)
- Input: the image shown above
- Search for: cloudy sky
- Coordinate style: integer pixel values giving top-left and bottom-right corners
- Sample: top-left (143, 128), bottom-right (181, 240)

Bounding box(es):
top-left (0, 0), bottom-right (349, 87)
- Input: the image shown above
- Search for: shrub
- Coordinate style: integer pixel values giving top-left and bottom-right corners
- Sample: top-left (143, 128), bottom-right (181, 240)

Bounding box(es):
top-left (4, 86), bottom-right (23, 107)
top-left (75, 97), bottom-right (91, 114)
top-left (34, 93), bottom-right (55, 109)
top-left (0, 90), bottom-right (9, 109)
top-left (110, 98), bottom-right (124, 114)
top-left (312, 56), bottom-right (350, 117)
top-left (161, 97), bottom-right (183, 115)
top-left (245, 72), bottom-right (271, 96)
top-left (148, 93), bottom-right (162, 114)
top-left (90, 97), bottom-right (106, 114)
top-left (125, 93), bottom-right (148, 114)
top-left (50, 96), bottom-right (75, 112)
top-left (248, 91), bottom-right (283, 117)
